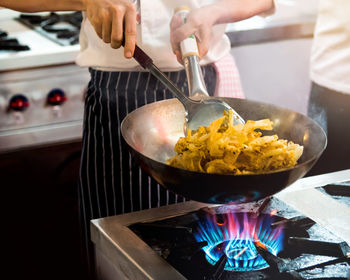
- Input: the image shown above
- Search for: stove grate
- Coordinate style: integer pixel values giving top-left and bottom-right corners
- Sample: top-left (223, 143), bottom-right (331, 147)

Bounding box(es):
top-left (0, 29), bottom-right (30, 51)
top-left (129, 197), bottom-right (350, 279)
top-left (17, 12), bottom-right (82, 46)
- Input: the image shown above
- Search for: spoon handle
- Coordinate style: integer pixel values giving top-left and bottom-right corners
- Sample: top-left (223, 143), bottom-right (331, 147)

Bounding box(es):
top-left (132, 45), bottom-right (153, 69)
top-left (175, 6), bottom-right (209, 98)
top-left (183, 55), bottom-right (209, 98)
top-left (132, 45), bottom-right (193, 107)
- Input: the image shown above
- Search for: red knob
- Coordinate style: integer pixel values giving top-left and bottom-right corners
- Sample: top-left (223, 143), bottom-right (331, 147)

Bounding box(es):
top-left (9, 94), bottom-right (29, 112)
top-left (47, 89), bottom-right (67, 106)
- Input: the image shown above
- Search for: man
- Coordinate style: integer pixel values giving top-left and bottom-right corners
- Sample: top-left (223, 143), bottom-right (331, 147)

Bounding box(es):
top-left (307, 0), bottom-right (350, 175)
top-left (0, 0), bottom-right (275, 278)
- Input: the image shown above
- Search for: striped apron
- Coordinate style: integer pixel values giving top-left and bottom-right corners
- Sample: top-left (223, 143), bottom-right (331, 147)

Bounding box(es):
top-left (78, 54), bottom-right (244, 278)
top-left (78, 65), bottom-right (216, 276)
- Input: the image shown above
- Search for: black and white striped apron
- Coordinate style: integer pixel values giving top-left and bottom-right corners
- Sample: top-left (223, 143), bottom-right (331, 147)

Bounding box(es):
top-left (78, 65), bottom-right (217, 276)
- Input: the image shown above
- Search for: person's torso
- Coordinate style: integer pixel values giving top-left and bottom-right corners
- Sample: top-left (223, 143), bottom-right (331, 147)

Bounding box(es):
top-left (310, 0), bottom-right (350, 94)
top-left (76, 0), bottom-right (230, 71)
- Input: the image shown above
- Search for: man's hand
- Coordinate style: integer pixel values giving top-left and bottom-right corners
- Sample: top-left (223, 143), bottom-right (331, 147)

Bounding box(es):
top-left (0, 0), bottom-right (140, 58)
top-left (170, 6), bottom-right (214, 64)
top-left (170, 0), bottom-right (275, 64)
top-left (84, 0), bottom-right (137, 58)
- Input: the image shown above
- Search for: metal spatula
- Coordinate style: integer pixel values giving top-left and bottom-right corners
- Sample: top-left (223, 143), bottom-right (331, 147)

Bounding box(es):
top-left (130, 44), bottom-right (244, 134)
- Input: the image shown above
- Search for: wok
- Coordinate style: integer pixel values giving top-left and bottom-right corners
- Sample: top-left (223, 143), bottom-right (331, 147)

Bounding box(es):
top-left (121, 98), bottom-right (327, 204)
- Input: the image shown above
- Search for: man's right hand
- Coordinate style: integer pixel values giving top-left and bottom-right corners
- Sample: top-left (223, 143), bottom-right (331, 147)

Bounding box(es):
top-left (84, 0), bottom-right (137, 58)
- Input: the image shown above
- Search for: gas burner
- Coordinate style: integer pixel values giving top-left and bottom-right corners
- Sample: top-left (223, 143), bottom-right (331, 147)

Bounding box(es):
top-left (17, 12), bottom-right (82, 46)
top-left (0, 29), bottom-right (30, 51)
top-left (129, 197), bottom-right (350, 280)
top-left (193, 212), bottom-right (284, 272)
top-left (90, 171), bottom-right (350, 280)
top-left (317, 181), bottom-right (350, 207)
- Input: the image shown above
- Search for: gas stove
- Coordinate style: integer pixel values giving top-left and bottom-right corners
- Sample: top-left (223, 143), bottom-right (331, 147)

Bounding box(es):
top-left (91, 170), bottom-right (350, 280)
top-left (0, 10), bottom-right (81, 71)
top-left (0, 9), bottom-right (89, 153)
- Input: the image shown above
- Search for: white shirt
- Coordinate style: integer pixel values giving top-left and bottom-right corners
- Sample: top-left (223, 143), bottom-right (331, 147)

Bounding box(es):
top-left (310, 0), bottom-right (350, 94)
top-left (76, 0), bottom-right (230, 71)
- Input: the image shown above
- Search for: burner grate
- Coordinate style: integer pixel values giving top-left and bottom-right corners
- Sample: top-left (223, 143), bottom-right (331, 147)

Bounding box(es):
top-left (0, 29), bottom-right (30, 51)
top-left (17, 12), bottom-right (82, 46)
top-left (317, 181), bottom-right (350, 207)
top-left (129, 197), bottom-right (350, 280)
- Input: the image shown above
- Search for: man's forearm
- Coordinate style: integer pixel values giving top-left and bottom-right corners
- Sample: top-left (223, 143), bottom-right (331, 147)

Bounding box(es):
top-left (211, 0), bottom-right (275, 25)
top-left (0, 0), bottom-right (85, 13)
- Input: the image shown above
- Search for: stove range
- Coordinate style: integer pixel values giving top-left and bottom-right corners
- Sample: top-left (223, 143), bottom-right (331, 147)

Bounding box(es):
top-left (91, 170), bottom-right (350, 280)
top-left (0, 9), bottom-right (89, 153)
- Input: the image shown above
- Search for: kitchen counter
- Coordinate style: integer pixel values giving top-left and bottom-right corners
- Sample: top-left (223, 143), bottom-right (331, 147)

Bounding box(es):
top-left (226, 0), bottom-right (319, 45)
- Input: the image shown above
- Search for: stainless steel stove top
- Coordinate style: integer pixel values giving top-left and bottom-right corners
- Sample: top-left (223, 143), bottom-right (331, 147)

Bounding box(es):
top-left (91, 169), bottom-right (350, 280)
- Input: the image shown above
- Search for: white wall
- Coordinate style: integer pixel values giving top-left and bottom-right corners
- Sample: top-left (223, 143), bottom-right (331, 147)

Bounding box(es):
top-left (231, 38), bottom-right (313, 115)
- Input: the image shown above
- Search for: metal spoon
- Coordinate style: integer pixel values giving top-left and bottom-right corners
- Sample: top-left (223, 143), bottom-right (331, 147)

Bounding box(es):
top-left (130, 44), bottom-right (244, 134)
top-left (182, 54), bottom-right (245, 131)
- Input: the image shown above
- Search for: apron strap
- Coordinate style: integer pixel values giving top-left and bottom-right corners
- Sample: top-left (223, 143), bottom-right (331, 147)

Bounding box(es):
top-left (211, 53), bottom-right (245, 99)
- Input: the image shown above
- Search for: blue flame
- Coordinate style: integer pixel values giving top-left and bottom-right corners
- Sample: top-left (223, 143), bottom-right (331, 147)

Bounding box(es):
top-left (193, 212), bottom-right (284, 271)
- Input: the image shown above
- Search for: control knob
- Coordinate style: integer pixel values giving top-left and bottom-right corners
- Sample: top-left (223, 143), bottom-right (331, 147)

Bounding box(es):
top-left (9, 94), bottom-right (29, 112)
top-left (47, 89), bottom-right (67, 106)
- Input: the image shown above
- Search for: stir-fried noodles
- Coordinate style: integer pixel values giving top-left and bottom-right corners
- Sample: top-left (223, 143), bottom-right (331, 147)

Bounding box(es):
top-left (166, 110), bottom-right (303, 175)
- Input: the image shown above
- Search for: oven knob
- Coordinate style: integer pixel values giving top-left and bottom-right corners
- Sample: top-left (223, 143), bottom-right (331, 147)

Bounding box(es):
top-left (47, 89), bottom-right (67, 106)
top-left (9, 94), bottom-right (30, 112)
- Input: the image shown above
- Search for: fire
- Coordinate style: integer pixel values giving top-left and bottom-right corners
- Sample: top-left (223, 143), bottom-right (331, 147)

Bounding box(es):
top-left (255, 240), bottom-right (267, 250)
top-left (193, 212), bottom-right (284, 271)
top-left (270, 209), bottom-right (278, 216)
